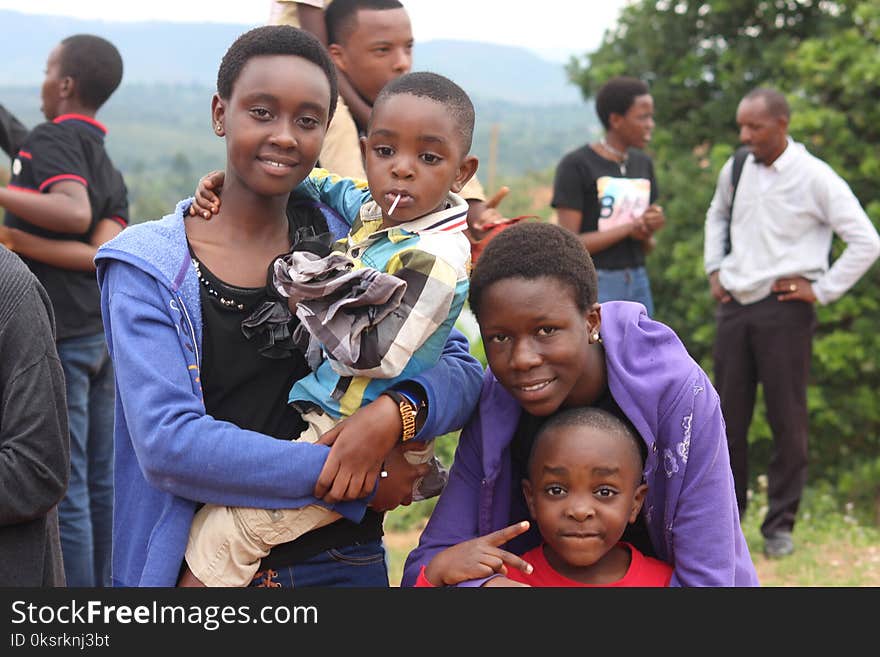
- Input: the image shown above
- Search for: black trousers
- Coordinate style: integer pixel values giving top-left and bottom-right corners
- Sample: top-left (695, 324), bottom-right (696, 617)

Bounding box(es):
top-left (713, 294), bottom-right (816, 538)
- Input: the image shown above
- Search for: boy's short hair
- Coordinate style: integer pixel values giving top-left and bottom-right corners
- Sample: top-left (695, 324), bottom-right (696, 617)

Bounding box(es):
top-left (595, 76), bottom-right (650, 130)
top-left (325, 0), bottom-right (405, 45)
top-left (468, 221), bottom-right (598, 320)
top-left (59, 35), bottom-right (123, 111)
top-left (743, 87), bottom-right (790, 120)
top-left (528, 407), bottom-right (646, 480)
top-left (216, 25), bottom-right (338, 121)
top-left (372, 71), bottom-right (475, 152)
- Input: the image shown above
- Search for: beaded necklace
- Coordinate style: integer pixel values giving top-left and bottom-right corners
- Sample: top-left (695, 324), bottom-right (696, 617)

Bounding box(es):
top-left (191, 257), bottom-right (246, 311)
top-left (600, 137), bottom-right (629, 175)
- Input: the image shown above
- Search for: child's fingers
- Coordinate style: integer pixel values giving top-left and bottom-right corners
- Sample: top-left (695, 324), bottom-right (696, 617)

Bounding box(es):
top-left (485, 186), bottom-right (510, 209)
top-left (479, 548), bottom-right (533, 577)
top-left (496, 549), bottom-right (534, 576)
top-left (205, 170), bottom-right (225, 188)
top-left (483, 520), bottom-right (531, 547)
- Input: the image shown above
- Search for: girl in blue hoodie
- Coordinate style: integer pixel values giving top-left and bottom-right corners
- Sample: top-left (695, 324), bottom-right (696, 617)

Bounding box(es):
top-left (94, 26), bottom-right (481, 588)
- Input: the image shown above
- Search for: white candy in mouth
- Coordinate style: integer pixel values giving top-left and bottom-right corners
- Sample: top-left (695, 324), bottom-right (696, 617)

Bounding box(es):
top-left (388, 193), bottom-right (402, 216)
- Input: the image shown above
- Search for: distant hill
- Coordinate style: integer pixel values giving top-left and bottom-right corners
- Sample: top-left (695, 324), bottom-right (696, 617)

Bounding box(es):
top-left (413, 40), bottom-right (582, 105)
top-left (0, 11), bottom-right (253, 87)
top-left (0, 10), bottom-right (583, 105)
top-left (0, 10), bottom-right (597, 224)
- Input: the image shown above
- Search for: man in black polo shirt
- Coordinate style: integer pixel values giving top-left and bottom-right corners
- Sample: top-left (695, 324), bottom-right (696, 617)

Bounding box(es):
top-left (0, 34), bottom-right (128, 588)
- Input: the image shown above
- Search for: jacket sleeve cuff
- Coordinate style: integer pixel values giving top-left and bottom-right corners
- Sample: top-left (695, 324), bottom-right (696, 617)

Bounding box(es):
top-left (457, 574), bottom-right (499, 588)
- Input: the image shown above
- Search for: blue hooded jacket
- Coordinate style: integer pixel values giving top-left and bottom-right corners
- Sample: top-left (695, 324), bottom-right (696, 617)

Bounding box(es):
top-left (95, 197), bottom-right (482, 586)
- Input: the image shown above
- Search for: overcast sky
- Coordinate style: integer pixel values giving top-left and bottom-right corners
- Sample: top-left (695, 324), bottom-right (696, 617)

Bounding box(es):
top-left (0, 0), bottom-right (632, 61)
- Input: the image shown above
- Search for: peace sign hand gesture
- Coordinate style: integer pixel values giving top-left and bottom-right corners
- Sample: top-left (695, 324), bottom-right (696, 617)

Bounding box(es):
top-left (422, 521), bottom-right (534, 587)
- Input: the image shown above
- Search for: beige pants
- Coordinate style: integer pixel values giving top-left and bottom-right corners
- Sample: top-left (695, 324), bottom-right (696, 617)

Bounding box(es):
top-left (185, 410), bottom-right (435, 587)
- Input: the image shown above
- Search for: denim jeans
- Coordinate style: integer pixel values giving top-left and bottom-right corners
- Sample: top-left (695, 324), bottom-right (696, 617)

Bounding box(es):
top-left (248, 540), bottom-right (388, 587)
top-left (596, 265), bottom-right (655, 317)
top-left (56, 332), bottom-right (115, 587)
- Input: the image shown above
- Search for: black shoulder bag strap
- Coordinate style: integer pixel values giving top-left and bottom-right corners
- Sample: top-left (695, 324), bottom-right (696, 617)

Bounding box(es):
top-left (723, 145), bottom-right (751, 256)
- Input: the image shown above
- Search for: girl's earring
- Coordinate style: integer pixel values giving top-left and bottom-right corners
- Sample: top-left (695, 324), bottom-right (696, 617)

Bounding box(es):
top-left (591, 331), bottom-right (601, 343)
top-left (215, 122), bottom-right (223, 134)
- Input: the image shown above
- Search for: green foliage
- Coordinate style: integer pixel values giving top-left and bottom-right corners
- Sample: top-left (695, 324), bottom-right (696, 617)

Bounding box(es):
top-left (567, 0), bottom-right (880, 522)
top-left (740, 479), bottom-right (880, 585)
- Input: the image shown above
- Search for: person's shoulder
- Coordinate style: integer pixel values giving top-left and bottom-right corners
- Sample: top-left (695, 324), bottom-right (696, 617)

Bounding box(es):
top-left (601, 302), bottom-right (702, 393)
top-left (625, 542), bottom-right (674, 586)
top-left (0, 246), bottom-right (36, 291)
top-left (98, 200), bottom-right (190, 258)
top-left (20, 120), bottom-right (68, 147)
top-left (0, 247), bottom-right (44, 326)
top-left (792, 142), bottom-right (850, 183)
top-left (557, 143), bottom-right (595, 166)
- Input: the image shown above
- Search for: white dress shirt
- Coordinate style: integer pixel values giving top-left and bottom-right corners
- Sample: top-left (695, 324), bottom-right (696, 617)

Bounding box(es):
top-left (704, 138), bottom-right (880, 305)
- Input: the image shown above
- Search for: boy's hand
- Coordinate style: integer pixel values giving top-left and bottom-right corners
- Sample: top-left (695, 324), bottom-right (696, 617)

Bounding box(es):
top-left (423, 521), bottom-right (533, 586)
top-left (188, 170), bottom-right (225, 219)
top-left (367, 443), bottom-right (430, 512)
top-left (313, 394), bottom-right (401, 502)
top-left (465, 186), bottom-right (510, 241)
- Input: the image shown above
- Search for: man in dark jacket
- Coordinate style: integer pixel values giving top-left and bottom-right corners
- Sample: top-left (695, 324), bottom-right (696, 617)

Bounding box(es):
top-left (0, 245), bottom-right (69, 586)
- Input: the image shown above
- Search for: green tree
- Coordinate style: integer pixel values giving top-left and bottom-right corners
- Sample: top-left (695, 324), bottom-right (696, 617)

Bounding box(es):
top-left (568, 0), bottom-right (880, 521)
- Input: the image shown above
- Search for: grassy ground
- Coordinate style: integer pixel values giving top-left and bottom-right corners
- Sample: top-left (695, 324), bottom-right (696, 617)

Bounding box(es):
top-left (383, 482), bottom-right (880, 587)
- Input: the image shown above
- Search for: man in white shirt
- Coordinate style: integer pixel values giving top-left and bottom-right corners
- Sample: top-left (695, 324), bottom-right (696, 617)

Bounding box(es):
top-left (704, 87), bottom-right (880, 559)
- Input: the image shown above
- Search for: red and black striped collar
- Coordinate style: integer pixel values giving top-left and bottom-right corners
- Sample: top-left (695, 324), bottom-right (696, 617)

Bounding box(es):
top-left (53, 113), bottom-right (108, 136)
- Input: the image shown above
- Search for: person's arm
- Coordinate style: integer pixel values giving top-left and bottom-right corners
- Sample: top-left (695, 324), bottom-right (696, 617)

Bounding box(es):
top-left (190, 168), bottom-right (371, 222)
top-left (464, 186), bottom-right (510, 243)
top-left (419, 521), bottom-right (534, 587)
top-left (313, 322), bottom-right (482, 503)
top-left (0, 217), bottom-right (124, 271)
top-left (704, 158), bottom-right (735, 302)
top-left (0, 104), bottom-right (28, 159)
top-left (642, 204), bottom-right (665, 241)
top-left (304, 242), bottom-right (468, 503)
top-left (0, 179), bottom-right (92, 234)
top-left (0, 259), bottom-right (69, 525)
top-left (808, 173), bottom-right (880, 304)
top-left (459, 175), bottom-right (493, 239)
top-left (552, 156), bottom-right (647, 254)
top-left (704, 157), bottom-right (734, 277)
top-left (98, 259), bottom-right (367, 519)
top-left (402, 395), bottom-right (501, 587)
top-left (665, 369), bottom-right (758, 586)
top-left (556, 206), bottom-right (648, 254)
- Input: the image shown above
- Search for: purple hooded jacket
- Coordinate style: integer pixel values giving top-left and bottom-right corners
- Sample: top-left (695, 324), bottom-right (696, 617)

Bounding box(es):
top-left (402, 301), bottom-right (759, 587)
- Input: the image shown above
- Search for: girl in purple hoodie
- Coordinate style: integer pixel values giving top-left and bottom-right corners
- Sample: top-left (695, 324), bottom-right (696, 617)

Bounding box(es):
top-left (403, 222), bottom-right (758, 587)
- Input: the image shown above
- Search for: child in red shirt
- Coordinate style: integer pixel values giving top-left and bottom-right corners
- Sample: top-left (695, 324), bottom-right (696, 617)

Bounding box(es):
top-left (414, 406), bottom-right (672, 587)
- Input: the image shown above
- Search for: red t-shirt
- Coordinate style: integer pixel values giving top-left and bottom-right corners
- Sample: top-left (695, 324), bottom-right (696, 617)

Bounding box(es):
top-left (507, 542), bottom-right (671, 587)
top-left (415, 541), bottom-right (672, 587)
